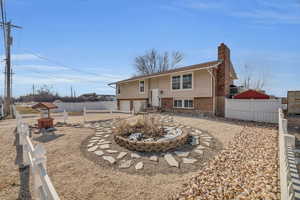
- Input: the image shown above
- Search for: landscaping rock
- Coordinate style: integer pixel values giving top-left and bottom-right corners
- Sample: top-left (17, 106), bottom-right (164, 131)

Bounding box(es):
top-left (94, 150), bottom-right (104, 156)
top-left (182, 158), bottom-right (197, 164)
top-left (135, 161), bottom-right (144, 170)
top-left (119, 160), bottom-right (132, 169)
top-left (87, 146), bottom-right (98, 152)
top-left (103, 156), bottom-right (116, 164)
top-left (149, 155), bottom-right (158, 162)
top-left (164, 154), bottom-right (179, 168)
top-left (194, 150), bottom-right (203, 155)
top-left (174, 151), bottom-right (190, 157)
top-left (106, 150), bottom-right (118, 154)
top-left (99, 144), bottom-right (110, 149)
top-left (131, 153), bottom-right (141, 159)
top-left (117, 152), bottom-right (127, 159)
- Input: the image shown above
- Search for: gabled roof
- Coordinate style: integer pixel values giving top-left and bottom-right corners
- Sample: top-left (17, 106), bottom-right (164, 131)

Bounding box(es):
top-left (32, 102), bottom-right (58, 110)
top-left (234, 89), bottom-right (270, 99)
top-left (109, 60), bottom-right (222, 85)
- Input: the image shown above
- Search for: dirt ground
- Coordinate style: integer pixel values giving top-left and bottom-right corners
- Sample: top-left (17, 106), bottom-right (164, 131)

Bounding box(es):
top-left (0, 113), bottom-right (246, 200)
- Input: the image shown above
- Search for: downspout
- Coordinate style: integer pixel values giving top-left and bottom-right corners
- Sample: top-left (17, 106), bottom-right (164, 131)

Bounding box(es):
top-left (207, 69), bottom-right (216, 116)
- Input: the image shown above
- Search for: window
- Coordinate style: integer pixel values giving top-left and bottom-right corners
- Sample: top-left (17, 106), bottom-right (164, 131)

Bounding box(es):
top-left (139, 80), bottom-right (145, 93)
top-left (174, 99), bottom-right (193, 109)
top-left (171, 73), bottom-right (193, 90)
top-left (172, 76), bottom-right (181, 90)
top-left (117, 85), bottom-right (120, 94)
top-left (184, 100), bottom-right (193, 108)
top-left (182, 74), bottom-right (192, 89)
top-left (174, 100), bottom-right (182, 108)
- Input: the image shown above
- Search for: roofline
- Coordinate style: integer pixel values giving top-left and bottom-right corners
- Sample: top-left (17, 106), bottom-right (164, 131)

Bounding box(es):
top-left (108, 61), bottom-right (221, 85)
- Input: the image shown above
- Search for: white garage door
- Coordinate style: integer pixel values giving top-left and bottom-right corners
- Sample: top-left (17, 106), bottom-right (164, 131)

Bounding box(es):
top-left (120, 100), bottom-right (130, 112)
top-left (133, 100), bottom-right (146, 113)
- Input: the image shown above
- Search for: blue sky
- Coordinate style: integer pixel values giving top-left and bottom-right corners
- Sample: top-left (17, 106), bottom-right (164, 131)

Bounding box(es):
top-left (1, 0), bottom-right (299, 97)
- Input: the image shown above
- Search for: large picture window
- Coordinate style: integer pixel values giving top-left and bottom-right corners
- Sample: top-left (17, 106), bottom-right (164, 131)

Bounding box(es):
top-left (182, 74), bottom-right (192, 89)
top-left (171, 73), bottom-right (193, 90)
top-left (172, 76), bottom-right (181, 90)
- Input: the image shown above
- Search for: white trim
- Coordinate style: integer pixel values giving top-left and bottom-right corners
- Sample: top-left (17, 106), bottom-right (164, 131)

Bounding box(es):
top-left (170, 72), bottom-right (194, 91)
top-left (173, 99), bottom-right (194, 109)
top-left (139, 80), bottom-right (145, 94)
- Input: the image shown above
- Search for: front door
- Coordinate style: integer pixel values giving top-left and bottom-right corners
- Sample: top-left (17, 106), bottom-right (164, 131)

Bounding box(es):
top-left (151, 89), bottom-right (160, 107)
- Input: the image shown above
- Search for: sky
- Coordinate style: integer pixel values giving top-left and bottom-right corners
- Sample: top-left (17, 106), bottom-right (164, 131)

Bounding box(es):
top-left (0, 0), bottom-right (300, 97)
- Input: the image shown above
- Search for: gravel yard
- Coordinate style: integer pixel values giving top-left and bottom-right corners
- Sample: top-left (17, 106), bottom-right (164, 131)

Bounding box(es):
top-left (0, 113), bottom-right (279, 200)
top-left (174, 124), bottom-right (279, 200)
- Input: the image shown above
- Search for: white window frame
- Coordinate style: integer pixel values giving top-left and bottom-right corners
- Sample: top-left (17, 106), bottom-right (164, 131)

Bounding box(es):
top-left (139, 80), bottom-right (145, 94)
top-left (173, 98), bottom-right (194, 109)
top-left (173, 99), bottom-right (183, 108)
top-left (170, 72), bottom-right (193, 91)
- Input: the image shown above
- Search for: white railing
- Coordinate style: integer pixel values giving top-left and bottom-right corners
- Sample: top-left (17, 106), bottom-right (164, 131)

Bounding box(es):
top-left (278, 108), bottom-right (300, 200)
top-left (16, 111), bottom-right (60, 200)
top-left (82, 107), bottom-right (133, 123)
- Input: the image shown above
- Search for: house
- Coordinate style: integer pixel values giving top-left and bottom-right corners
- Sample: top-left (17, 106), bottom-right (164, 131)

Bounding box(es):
top-left (233, 89), bottom-right (270, 99)
top-left (109, 43), bottom-right (237, 116)
top-left (288, 91), bottom-right (300, 115)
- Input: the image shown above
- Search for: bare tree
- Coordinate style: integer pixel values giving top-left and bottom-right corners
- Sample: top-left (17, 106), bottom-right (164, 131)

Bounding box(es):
top-left (134, 49), bottom-right (183, 75)
top-left (240, 64), bottom-right (267, 90)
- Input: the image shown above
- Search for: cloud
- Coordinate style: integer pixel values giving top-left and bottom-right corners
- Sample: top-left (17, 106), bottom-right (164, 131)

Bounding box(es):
top-left (162, 0), bottom-right (300, 25)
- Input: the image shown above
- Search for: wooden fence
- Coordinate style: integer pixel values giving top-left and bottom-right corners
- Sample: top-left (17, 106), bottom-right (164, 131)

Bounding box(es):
top-left (16, 111), bottom-right (60, 200)
top-left (225, 98), bottom-right (282, 123)
top-left (278, 108), bottom-right (300, 200)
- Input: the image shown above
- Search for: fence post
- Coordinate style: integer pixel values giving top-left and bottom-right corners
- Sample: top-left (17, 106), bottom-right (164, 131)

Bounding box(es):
top-left (63, 110), bottom-right (68, 124)
top-left (32, 144), bottom-right (47, 199)
top-left (83, 106), bottom-right (87, 123)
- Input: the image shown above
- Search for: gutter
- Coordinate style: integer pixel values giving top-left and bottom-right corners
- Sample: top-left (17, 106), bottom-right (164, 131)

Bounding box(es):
top-left (207, 65), bottom-right (219, 116)
top-left (108, 62), bottom-right (222, 86)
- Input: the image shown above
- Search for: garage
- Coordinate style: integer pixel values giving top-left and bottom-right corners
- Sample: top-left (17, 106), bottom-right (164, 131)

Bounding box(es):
top-left (133, 100), bottom-right (146, 113)
top-left (119, 100), bottom-right (130, 112)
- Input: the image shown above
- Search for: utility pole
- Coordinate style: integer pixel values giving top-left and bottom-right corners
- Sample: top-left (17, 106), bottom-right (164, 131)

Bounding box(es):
top-left (1, 21), bottom-right (21, 116)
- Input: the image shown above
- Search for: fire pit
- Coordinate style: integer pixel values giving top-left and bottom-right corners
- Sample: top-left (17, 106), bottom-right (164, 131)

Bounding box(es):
top-left (113, 115), bottom-right (189, 152)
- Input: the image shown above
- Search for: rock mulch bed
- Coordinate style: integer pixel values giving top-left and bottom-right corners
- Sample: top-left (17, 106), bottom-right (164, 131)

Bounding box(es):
top-left (173, 125), bottom-right (279, 200)
top-left (81, 116), bottom-right (222, 175)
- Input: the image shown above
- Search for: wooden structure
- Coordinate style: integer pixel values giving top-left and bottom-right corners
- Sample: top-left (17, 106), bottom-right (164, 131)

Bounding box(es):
top-left (233, 89), bottom-right (270, 99)
top-left (32, 102), bottom-right (58, 129)
top-left (288, 91), bottom-right (300, 115)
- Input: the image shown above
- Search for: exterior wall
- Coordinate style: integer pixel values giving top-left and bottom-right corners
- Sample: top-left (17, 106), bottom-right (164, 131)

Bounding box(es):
top-left (161, 97), bottom-right (213, 114)
top-left (117, 80), bottom-right (149, 99)
top-left (194, 97), bottom-right (213, 112)
top-left (148, 70), bottom-right (212, 98)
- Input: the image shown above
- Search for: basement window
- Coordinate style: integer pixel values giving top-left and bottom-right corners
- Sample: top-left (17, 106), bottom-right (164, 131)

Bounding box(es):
top-left (174, 100), bottom-right (182, 108)
top-left (184, 100), bottom-right (193, 108)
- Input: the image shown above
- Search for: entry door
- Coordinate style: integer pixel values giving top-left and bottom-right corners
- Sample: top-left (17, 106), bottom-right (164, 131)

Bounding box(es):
top-left (151, 89), bottom-right (160, 107)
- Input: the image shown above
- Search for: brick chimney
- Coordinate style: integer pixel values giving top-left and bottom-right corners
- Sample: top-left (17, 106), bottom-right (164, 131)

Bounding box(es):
top-left (215, 43), bottom-right (231, 116)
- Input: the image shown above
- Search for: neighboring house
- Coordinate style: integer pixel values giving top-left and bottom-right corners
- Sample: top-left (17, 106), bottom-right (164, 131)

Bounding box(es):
top-left (233, 89), bottom-right (270, 99)
top-left (109, 43), bottom-right (237, 116)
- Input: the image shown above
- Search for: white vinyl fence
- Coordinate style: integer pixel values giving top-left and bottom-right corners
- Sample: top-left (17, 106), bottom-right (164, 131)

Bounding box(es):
top-left (16, 111), bottom-right (60, 200)
top-left (53, 101), bottom-right (116, 112)
top-left (278, 108), bottom-right (300, 200)
top-left (225, 98), bottom-right (282, 123)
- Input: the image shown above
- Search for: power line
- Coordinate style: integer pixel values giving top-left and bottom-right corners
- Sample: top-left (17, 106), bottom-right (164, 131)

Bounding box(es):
top-left (21, 49), bottom-right (105, 77)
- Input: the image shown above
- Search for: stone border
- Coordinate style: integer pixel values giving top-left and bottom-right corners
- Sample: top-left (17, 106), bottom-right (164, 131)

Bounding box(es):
top-left (114, 130), bottom-right (189, 152)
